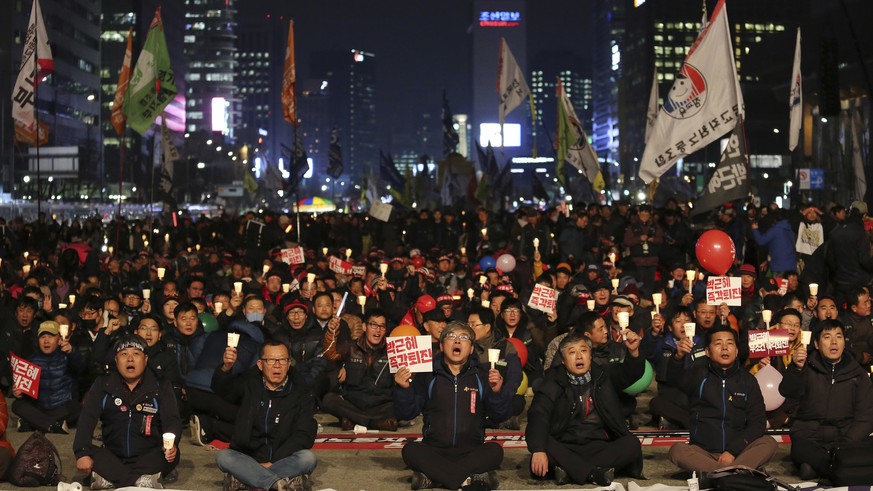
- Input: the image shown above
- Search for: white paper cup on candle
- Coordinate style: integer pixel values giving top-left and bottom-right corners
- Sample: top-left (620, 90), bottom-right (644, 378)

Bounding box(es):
top-left (652, 293), bottom-right (662, 310)
top-left (481, 300), bottom-right (491, 308)
top-left (22, 264), bottom-right (30, 274)
top-left (282, 283), bottom-right (290, 293)
top-left (214, 301), bottom-right (223, 314)
top-left (608, 252), bottom-right (616, 264)
top-left (69, 294), bottom-right (76, 306)
top-left (686, 270), bottom-right (696, 283)
top-left (809, 283), bottom-right (819, 296)
top-left (162, 432), bottom-right (175, 451)
top-left (479, 275), bottom-right (488, 286)
top-left (617, 311), bottom-right (629, 328)
top-left (306, 273), bottom-right (316, 285)
top-left (142, 288), bottom-right (151, 300)
top-left (611, 278), bottom-right (620, 291)
top-left (379, 263), bottom-right (388, 276)
top-left (761, 309), bottom-right (772, 325)
top-left (157, 267), bottom-right (166, 280)
top-left (59, 324), bottom-right (69, 340)
top-left (358, 295), bottom-right (367, 311)
top-left (488, 349), bottom-right (500, 369)
top-left (58, 303), bottom-right (67, 310)
top-left (533, 238), bottom-right (540, 250)
top-left (234, 282), bottom-right (243, 294)
top-left (322, 247), bottom-right (329, 256)
top-left (684, 322), bottom-right (696, 339)
top-left (227, 332), bottom-right (240, 348)
top-left (460, 247), bottom-right (466, 256)
top-left (346, 248), bottom-right (352, 260)
top-left (668, 279), bottom-right (675, 289)
top-left (262, 265), bottom-right (270, 276)
top-left (801, 330), bottom-right (812, 346)
top-left (587, 299), bottom-right (595, 311)
top-left (467, 288), bottom-right (474, 300)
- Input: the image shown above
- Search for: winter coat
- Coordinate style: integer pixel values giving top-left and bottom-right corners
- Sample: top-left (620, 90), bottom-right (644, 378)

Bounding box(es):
top-left (751, 220), bottom-right (797, 273)
top-left (393, 354), bottom-right (512, 448)
top-left (340, 338), bottom-right (394, 410)
top-left (29, 348), bottom-right (85, 410)
top-left (275, 318), bottom-right (334, 387)
top-left (779, 350), bottom-right (873, 443)
top-left (186, 318), bottom-right (264, 392)
top-left (212, 367), bottom-right (317, 464)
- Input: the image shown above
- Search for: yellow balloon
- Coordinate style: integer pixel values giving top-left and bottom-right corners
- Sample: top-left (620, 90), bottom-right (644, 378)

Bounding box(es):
top-left (516, 372), bottom-right (529, 396)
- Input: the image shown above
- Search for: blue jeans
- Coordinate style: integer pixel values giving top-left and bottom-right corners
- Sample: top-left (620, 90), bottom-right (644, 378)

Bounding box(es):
top-left (216, 449), bottom-right (317, 489)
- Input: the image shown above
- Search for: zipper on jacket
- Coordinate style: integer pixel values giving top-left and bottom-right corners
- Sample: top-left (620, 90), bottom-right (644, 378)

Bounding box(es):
top-left (831, 363), bottom-right (836, 385)
top-left (721, 378), bottom-right (727, 451)
top-left (452, 376), bottom-right (458, 447)
top-left (126, 409), bottom-right (132, 458)
top-left (264, 399), bottom-right (274, 461)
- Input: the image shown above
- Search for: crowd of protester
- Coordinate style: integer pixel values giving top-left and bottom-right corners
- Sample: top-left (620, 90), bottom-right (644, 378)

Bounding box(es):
top-left (0, 196), bottom-right (871, 490)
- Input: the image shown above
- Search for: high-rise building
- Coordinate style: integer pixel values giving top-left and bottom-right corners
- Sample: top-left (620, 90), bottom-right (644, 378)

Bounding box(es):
top-left (591, 0), bottom-right (625, 175)
top-left (348, 49), bottom-right (376, 179)
top-left (529, 56), bottom-right (593, 158)
top-left (183, 0), bottom-right (238, 139)
top-left (4, 0), bottom-right (102, 196)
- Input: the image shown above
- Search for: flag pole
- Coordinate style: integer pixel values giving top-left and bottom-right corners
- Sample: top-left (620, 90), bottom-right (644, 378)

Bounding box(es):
top-left (294, 124), bottom-right (301, 244)
top-left (529, 94), bottom-right (538, 158)
top-left (34, 10), bottom-right (41, 217)
top-left (116, 133), bottom-right (124, 251)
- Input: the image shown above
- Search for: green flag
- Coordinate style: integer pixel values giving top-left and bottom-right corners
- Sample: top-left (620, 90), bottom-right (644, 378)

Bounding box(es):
top-left (122, 6), bottom-right (177, 135)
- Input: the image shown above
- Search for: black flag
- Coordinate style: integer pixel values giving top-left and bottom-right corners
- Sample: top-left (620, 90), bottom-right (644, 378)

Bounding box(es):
top-left (442, 90), bottom-right (459, 156)
top-left (691, 118), bottom-right (749, 216)
top-left (327, 127), bottom-right (343, 178)
top-left (284, 132), bottom-right (309, 192)
top-left (379, 150), bottom-right (405, 189)
top-left (531, 173), bottom-right (550, 201)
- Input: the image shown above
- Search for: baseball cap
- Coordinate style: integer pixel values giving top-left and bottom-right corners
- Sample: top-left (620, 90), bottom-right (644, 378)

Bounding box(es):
top-left (611, 295), bottom-right (634, 308)
top-left (739, 264), bottom-right (757, 278)
top-left (283, 298), bottom-right (310, 314)
top-left (38, 320), bottom-right (60, 337)
top-left (416, 295), bottom-right (437, 313)
top-left (435, 295), bottom-right (454, 307)
top-left (851, 200), bottom-right (868, 215)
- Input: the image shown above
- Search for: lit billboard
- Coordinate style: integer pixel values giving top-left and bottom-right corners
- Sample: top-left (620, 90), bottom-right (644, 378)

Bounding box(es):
top-left (479, 123), bottom-right (521, 147)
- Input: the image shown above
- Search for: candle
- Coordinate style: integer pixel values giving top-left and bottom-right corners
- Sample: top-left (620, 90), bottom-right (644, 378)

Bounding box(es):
top-left (809, 283), bottom-right (819, 296)
top-left (59, 324), bottom-right (69, 340)
top-left (22, 264), bottom-right (30, 274)
top-left (533, 238), bottom-right (540, 250)
top-left (346, 248), bottom-right (352, 260)
top-left (69, 294), bottom-right (76, 306)
top-left (488, 349), bottom-right (500, 370)
top-left (58, 303), bottom-right (67, 309)
top-left (684, 322), bottom-right (696, 339)
top-left (108, 246), bottom-right (114, 255)
top-left (282, 283), bottom-right (291, 293)
top-left (262, 264), bottom-right (270, 276)
top-left (23, 251), bottom-right (28, 260)
top-left (196, 244), bottom-right (201, 251)
top-left (234, 282), bottom-right (243, 294)
top-left (142, 289), bottom-right (151, 300)
top-left (801, 330), bottom-right (812, 346)
top-left (481, 228), bottom-right (488, 237)
top-left (587, 299), bottom-right (595, 310)
top-left (611, 278), bottom-right (620, 292)
top-left (164, 233), bottom-right (170, 243)
top-left (608, 252), bottom-right (616, 264)
top-left (379, 263), bottom-right (388, 277)
top-left (652, 293), bottom-right (662, 314)
top-left (358, 295), bottom-right (366, 314)
top-left (479, 275), bottom-right (488, 286)
top-left (322, 247), bottom-right (329, 256)
top-left (617, 311), bottom-right (629, 328)
top-left (762, 309), bottom-right (772, 326)
top-left (481, 300), bottom-right (491, 308)
top-left (467, 288), bottom-right (474, 300)
top-left (460, 247), bottom-right (466, 256)
top-left (214, 301), bottom-right (223, 314)
top-left (157, 267), bottom-right (166, 280)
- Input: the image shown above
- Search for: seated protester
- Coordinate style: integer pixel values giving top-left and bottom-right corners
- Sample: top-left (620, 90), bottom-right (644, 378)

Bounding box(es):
top-left (746, 309), bottom-right (803, 429)
top-left (0, 396), bottom-right (12, 481)
top-left (421, 308), bottom-right (449, 353)
top-left (214, 340), bottom-right (317, 491)
top-left (321, 309), bottom-right (396, 431)
top-left (73, 335), bottom-right (181, 489)
top-left (12, 321), bottom-right (85, 433)
top-left (646, 308), bottom-right (705, 429)
top-left (312, 291), bottom-right (352, 389)
top-left (526, 332), bottom-right (645, 486)
top-left (495, 298), bottom-right (544, 382)
top-left (187, 298), bottom-right (264, 446)
top-left (68, 295), bottom-right (109, 397)
top-left (394, 321), bottom-right (511, 491)
top-left (134, 314), bottom-right (181, 388)
top-left (89, 303), bottom-right (130, 377)
top-left (779, 319), bottom-right (873, 481)
top-left (0, 297), bottom-right (41, 391)
top-left (276, 297), bottom-right (334, 401)
top-left (667, 325), bottom-right (778, 473)
top-left (544, 312), bottom-right (627, 370)
top-left (467, 307), bottom-right (524, 429)
top-left (839, 286), bottom-right (873, 370)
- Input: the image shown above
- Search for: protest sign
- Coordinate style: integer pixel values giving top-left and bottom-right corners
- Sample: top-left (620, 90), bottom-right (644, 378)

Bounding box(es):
top-left (10, 353), bottom-right (41, 398)
top-left (369, 201), bottom-right (392, 222)
top-left (775, 278), bottom-right (788, 296)
top-left (747, 329), bottom-right (791, 358)
top-left (280, 247), bottom-right (305, 265)
top-left (527, 284), bottom-right (557, 314)
top-left (351, 265), bottom-right (366, 277)
top-left (706, 276), bottom-right (742, 306)
top-left (386, 335), bottom-right (433, 373)
top-left (329, 256), bottom-right (353, 275)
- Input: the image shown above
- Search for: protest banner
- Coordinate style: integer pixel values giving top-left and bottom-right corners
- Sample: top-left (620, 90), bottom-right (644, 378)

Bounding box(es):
top-left (706, 276), bottom-right (742, 306)
top-left (527, 284), bottom-right (557, 314)
top-left (747, 329), bottom-right (791, 358)
top-left (386, 335), bottom-right (433, 373)
top-left (369, 201), bottom-right (392, 222)
top-left (329, 256), bottom-right (353, 275)
top-left (280, 247), bottom-right (305, 265)
top-left (10, 353), bottom-right (41, 398)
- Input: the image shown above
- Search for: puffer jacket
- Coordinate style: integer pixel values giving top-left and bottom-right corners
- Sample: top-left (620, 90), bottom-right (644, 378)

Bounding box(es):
top-left (29, 348), bottom-right (85, 410)
top-left (669, 356), bottom-right (767, 455)
top-left (779, 350), bottom-right (873, 442)
top-left (277, 319), bottom-right (333, 387)
top-left (186, 318), bottom-right (263, 392)
top-left (752, 219), bottom-right (797, 273)
top-left (341, 338), bottom-right (393, 410)
top-left (393, 354), bottom-right (512, 448)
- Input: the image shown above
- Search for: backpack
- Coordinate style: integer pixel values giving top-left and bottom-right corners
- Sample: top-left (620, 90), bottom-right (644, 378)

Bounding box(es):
top-left (8, 431), bottom-right (63, 487)
top-left (708, 465), bottom-right (796, 491)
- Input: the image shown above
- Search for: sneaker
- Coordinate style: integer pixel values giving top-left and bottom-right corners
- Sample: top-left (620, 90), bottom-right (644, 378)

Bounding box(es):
top-left (589, 467), bottom-right (614, 486)
top-left (798, 462), bottom-right (818, 481)
top-left (340, 417), bottom-right (354, 431)
top-left (410, 471), bottom-right (433, 490)
top-left (162, 468), bottom-right (179, 484)
top-left (47, 420), bottom-right (69, 434)
top-left (17, 418), bottom-right (34, 433)
top-left (472, 471), bottom-right (498, 489)
top-left (91, 471), bottom-right (114, 490)
top-left (276, 474), bottom-right (311, 491)
top-left (222, 473), bottom-right (247, 491)
top-left (554, 466), bottom-right (570, 486)
top-left (135, 472), bottom-right (164, 489)
top-left (398, 419), bottom-right (416, 428)
top-left (375, 417), bottom-right (398, 432)
top-left (190, 415), bottom-right (208, 446)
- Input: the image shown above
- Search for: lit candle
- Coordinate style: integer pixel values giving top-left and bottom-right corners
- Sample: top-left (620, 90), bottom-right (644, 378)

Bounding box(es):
top-left (652, 293), bottom-right (662, 314)
top-left (479, 275), bottom-right (488, 286)
top-left (467, 288), bottom-right (474, 300)
top-left (69, 294), bottom-right (76, 306)
top-left (587, 299), bottom-right (595, 311)
top-left (322, 247), bottom-right (329, 256)
top-left (358, 295), bottom-right (366, 314)
top-left (196, 244), bottom-right (201, 251)
top-left (157, 267), bottom-right (166, 280)
top-left (23, 251), bottom-right (28, 260)
top-left (262, 264), bottom-right (270, 276)
top-left (460, 247), bottom-right (466, 256)
top-left (346, 248), bottom-right (352, 260)
top-left (282, 283), bottom-right (291, 293)
top-left (611, 278), bottom-right (620, 293)
top-left (22, 264), bottom-right (30, 275)
top-left (379, 263), bottom-right (388, 277)
top-left (164, 233), bottom-right (170, 243)
top-left (608, 252), bottom-right (616, 264)
top-left (108, 246), bottom-right (114, 255)
top-left (533, 238), bottom-right (540, 250)
top-left (481, 228), bottom-right (488, 237)
top-left (214, 301), bottom-right (223, 314)
top-left (762, 309), bottom-right (772, 327)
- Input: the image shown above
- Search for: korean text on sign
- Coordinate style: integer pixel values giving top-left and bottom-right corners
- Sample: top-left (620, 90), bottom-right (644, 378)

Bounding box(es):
top-left (527, 284), bottom-right (557, 314)
top-left (329, 257), bottom-right (353, 275)
top-left (386, 335), bottom-right (433, 373)
top-left (280, 247), bottom-right (305, 265)
top-left (706, 276), bottom-right (742, 307)
top-left (10, 353), bottom-right (41, 398)
top-left (747, 329), bottom-right (791, 358)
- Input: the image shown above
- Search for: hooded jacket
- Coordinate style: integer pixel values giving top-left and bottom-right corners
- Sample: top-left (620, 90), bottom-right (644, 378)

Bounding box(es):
top-left (29, 348), bottom-right (85, 410)
top-left (185, 318), bottom-right (264, 392)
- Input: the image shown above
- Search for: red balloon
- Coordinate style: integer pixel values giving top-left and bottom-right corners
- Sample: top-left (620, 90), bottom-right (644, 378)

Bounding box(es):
top-left (507, 337), bottom-right (528, 368)
top-left (696, 230), bottom-right (736, 276)
top-left (411, 256), bottom-right (426, 269)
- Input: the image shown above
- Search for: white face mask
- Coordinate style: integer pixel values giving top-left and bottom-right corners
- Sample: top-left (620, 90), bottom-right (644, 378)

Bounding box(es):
top-left (246, 312), bottom-right (265, 323)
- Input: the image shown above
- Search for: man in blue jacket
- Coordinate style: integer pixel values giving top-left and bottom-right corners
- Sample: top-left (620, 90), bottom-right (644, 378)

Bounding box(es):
top-left (394, 321), bottom-right (511, 491)
top-left (667, 325), bottom-right (777, 473)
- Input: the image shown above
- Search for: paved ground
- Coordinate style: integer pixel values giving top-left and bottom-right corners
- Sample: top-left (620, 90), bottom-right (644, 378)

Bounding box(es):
top-left (1, 392), bottom-right (802, 491)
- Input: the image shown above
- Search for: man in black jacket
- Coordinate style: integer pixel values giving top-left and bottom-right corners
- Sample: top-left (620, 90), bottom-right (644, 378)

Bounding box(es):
top-left (214, 339), bottom-right (317, 491)
top-left (779, 319), bottom-right (873, 481)
top-left (73, 335), bottom-right (181, 489)
top-left (667, 325), bottom-right (777, 473)
top-left (526, 331), bottom-right (644, 486)
top-left (394, 321), bottom-right (511, 491)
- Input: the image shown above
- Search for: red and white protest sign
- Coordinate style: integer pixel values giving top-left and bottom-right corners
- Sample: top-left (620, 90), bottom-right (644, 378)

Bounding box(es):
top-left (747, 329), bottom-right (791, 358)
top-left (775, 278), bottom-right (788, 296)
top-left (280, 247), bottom-right (305, 265)
top-left (527, 284), bottom-right (557, 314)
top-left (351, 265), bottom-right (366, 277)
top-left (329, 256), bottom-right (353, 275)
top-left (386, 335), bottom-right (433, 373)
top-left (10, 353), bottom-right (41, 398)
top-left (706, 276), bottom-right (742, 307)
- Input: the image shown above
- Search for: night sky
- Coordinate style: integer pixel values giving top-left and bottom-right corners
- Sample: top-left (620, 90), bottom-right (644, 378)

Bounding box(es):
top-left (240, 0), bottom-right (592, 131)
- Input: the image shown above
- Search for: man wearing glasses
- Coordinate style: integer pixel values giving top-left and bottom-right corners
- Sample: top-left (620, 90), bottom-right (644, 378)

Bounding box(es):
top-left (394, 321), bottom-right (511, 491)
top-left (322, 309), bottom-right (397, 431)
top-left (214, 339), bottom-right (317, 491)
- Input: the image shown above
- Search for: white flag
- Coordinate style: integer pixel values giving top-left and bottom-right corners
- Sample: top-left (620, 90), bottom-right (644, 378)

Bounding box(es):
top-left (497, 38), bottom-right (530, 125)
top-left (789, 28), bottom-right (802, 151)
top-left (645, 68), bottom-right (659, 144)
top-left (160, 117), bottom-right (178, 195)
top-left (12, 0), bottom-right (54, 130)
top-left (851, 111), bottom-right (866, 201)
top-left (639, 0), bottom-right (744, 184)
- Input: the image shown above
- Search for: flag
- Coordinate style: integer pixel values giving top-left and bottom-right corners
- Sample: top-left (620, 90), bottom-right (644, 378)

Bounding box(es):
top-left (475, 142), bottom-right (499, 175)
top-left (160, 118), bottom-right (178, 196)
top-left (262, 155), bottom-right (285, 191)
top-left (12, 0), bottom-right (54, 131)
top-left (556, 79), bottom-right (604, 191)
top-left (639, 0), bottom-right (744, 184)
top-left (789, 28), bottom-right (802, 152)
top-left (442, 90), bottom-right (459, 156)
top-left (497, 38), bottom-right (531, 125)
top-left (282, 20), bottom-right (297, 125)
top-left (112, 26), bottom-right (134, 136)
top-left (494, 159), bottom-right (514, 197)
top-left (122, 7), bottom-right (177, 135)
top-left (645, 68), bottom-right (659, 144)
top-left (850, 110), bottom-right (866, 201)
top-left (327, 127), bottom-right (343, 178)
top-left (691, 118), bottom-right (749, 216)
top-left (531, 174), bottom-right (550, 201)
top-left (287, 132), bottom-right (308, 192)
top-left (243, 168), bottom-right (258, 196)
top-left (379, 150), bottom-right (405, 190)
top-left (14, 119), bottom-right (49, 146)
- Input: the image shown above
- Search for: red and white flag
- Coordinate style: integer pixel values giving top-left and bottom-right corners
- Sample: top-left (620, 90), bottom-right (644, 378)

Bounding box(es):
top-left (639, 0), bottom-right (744, 183)
top-left (12, 0), bottom-right (54, 130)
